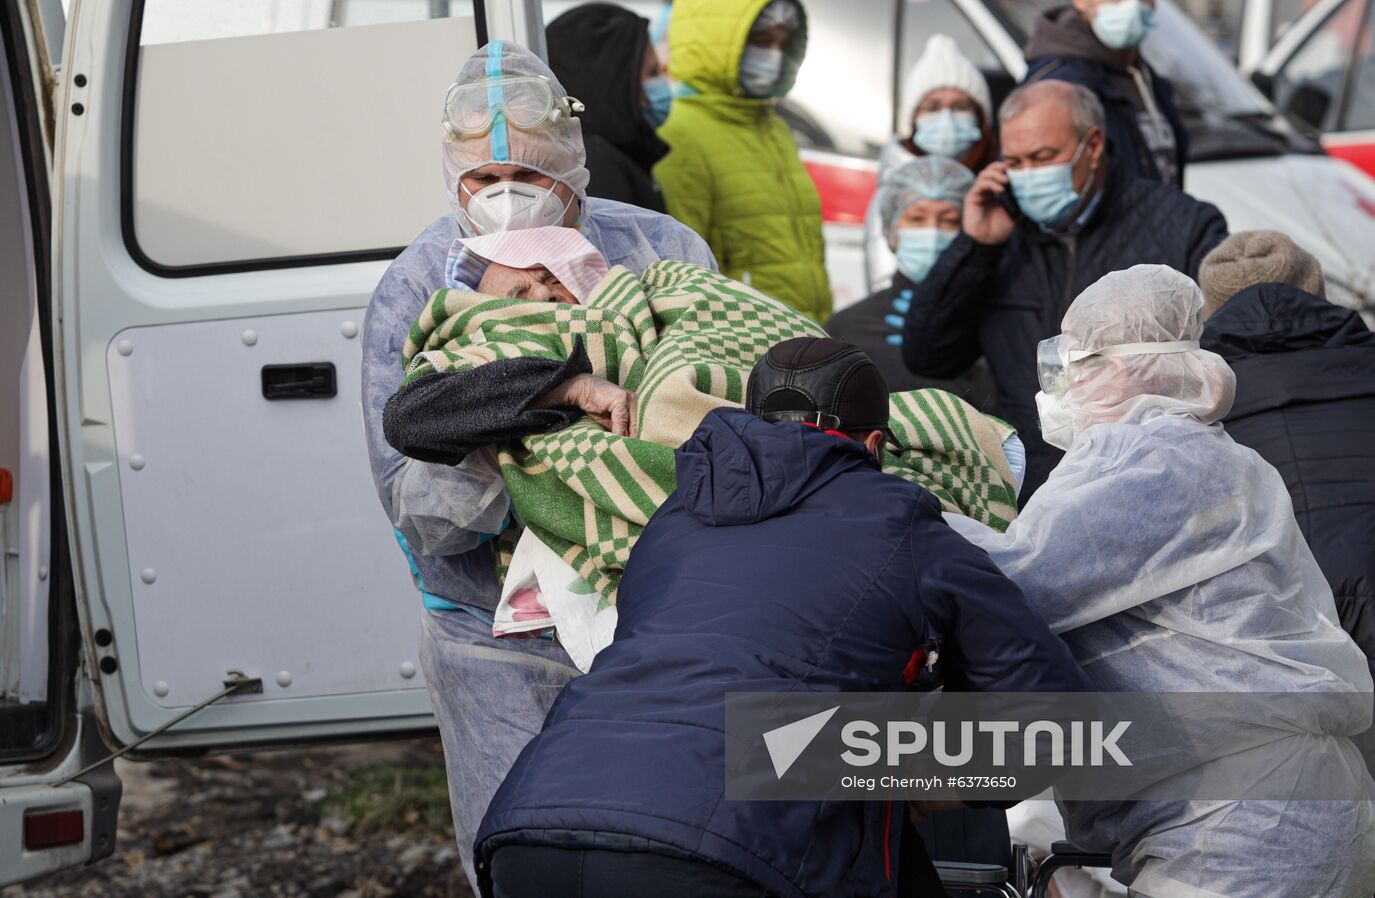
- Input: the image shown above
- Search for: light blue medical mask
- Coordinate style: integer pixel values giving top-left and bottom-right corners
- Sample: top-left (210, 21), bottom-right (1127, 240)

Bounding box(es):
top-left (913, 110), bottom-right (982, 159)
top-left (643, 74), bottom-right (673, 127)
top-left (895, 227), bottom-right (957, 283)
top-left (1008, 133), bottom-right (1092, 227)
top-left (1091, 0), bottom-right (1156, 50)
top-left (739, 46), bottom-right (784, 97)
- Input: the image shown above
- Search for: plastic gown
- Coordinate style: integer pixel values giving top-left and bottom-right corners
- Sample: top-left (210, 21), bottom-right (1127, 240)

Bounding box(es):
top-left (362, 41), bottom-right (715, 609)
top-left (945, 266), bottom-right (1375, 898)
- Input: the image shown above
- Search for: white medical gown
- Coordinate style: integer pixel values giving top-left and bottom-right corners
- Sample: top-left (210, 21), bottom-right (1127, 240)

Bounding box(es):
top-left (947, 414), bottom-right (1375, 897)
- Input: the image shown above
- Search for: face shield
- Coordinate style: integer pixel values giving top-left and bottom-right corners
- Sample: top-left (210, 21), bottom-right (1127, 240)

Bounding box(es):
top-left (440, 41), bottom-right (592, 233)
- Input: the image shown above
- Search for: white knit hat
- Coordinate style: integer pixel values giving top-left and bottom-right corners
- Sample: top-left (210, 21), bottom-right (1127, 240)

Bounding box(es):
top-left (900, 34), bottom-right (992, 130)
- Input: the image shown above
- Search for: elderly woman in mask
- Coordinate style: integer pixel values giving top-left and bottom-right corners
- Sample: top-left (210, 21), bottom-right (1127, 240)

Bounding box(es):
top-left (863, 35), bottom-right (997, 293)
top-left (827, 156), bottom-right (995, 410)
top-left (946, 264), bottom-right (1375, 897)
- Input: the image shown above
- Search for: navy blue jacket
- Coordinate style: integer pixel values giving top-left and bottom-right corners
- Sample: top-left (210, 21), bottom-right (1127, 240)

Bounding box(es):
top-left (475, 409), bottom-right (1090, 898)
top-left (1202, 283), bottom-right (1375, 683)
top-left (900, 163), bottom-right (1227, 498)
top-left (1024, 6), bottom-right (1189, 186)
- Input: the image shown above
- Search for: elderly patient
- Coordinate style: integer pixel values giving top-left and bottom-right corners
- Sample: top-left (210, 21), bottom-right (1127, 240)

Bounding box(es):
top-left (946, 263), bottom-right (1375, 898)
top-left (387, 227), bottom-right (639, 446)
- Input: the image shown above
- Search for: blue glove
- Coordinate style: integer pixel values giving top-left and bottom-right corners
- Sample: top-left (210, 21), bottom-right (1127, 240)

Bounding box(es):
top-left (885, 289), bottom-right (914, 346)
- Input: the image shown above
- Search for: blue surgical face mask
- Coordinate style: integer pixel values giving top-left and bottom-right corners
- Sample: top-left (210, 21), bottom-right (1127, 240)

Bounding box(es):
top-left (643, 74), bottom-right (673, 128)
top-left (895, 227), bottom-right (958, 284)
top-left (913, 109), bottom-right (982, 159)
top-left (1091, 0), bottom-right (1156, 50)
top-left (1008, 134), bottom-right (1091, 227)
top-left (739, 45), bottom-right (784, 98)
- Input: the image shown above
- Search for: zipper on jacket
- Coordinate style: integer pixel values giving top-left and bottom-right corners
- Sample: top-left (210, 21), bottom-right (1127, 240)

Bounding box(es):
top-left (761, 105), bottom-right (826, 313)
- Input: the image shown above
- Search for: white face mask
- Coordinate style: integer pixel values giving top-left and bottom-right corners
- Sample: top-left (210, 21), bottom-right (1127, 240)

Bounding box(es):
top-left (739, 45), bottom-right (785, 97)
top-left (461, 179), bottom-right (573, 234)
top-left (1035, 389), bottom-right (1077, 451)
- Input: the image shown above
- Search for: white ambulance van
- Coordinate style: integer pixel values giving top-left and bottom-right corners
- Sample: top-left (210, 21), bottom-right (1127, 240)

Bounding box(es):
top-left (0, 1), bottom-right (548, 885)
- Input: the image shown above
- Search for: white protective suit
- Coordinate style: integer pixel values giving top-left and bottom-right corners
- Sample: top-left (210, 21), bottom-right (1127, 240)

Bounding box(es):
top-left (946, 265), bottom-right (1375, 898)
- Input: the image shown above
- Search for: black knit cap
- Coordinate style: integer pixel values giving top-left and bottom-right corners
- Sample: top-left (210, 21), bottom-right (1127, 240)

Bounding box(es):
top-left (745, 337), bottom-right (890, 433)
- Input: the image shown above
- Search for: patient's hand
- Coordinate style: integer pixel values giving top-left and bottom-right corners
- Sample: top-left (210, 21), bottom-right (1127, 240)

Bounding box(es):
top-left (533, 374), bottom-right (637, 438)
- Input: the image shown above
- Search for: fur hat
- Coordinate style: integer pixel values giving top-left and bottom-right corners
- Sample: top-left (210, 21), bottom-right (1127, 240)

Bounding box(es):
top-left (1199, 230), bottom-right (1326, 320)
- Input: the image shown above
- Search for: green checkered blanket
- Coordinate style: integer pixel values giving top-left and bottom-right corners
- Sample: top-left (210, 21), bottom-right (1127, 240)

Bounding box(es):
top-left (402, 261), bottom-right (1018, 610)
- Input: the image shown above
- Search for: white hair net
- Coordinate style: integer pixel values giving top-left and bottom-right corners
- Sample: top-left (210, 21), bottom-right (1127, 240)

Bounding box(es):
top-left (1057, 265), bottom-right (1236, 437)
top-left (878, 156), bottom-right (974, 245)
top-left (441, 41), bottom-right (591, 223)
top-left (752, 0), bottom-right (802, 33)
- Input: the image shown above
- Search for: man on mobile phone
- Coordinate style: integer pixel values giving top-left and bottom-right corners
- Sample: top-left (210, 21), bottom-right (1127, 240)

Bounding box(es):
top-left (899, 80), bottom-right (1226, 497)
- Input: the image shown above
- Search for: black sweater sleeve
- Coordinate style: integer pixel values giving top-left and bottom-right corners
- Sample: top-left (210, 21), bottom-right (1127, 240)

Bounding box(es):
top-left (901, 234), bottom-right (1002, 378)
top-left (382, 338), bottom-right (594, 465)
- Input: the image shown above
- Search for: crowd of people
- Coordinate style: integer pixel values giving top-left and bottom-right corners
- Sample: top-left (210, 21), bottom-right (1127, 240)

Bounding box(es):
top-left (360, 0), bottom-right (1375, 896)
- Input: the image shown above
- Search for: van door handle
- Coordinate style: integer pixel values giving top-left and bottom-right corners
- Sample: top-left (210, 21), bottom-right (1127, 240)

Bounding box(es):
top-left (261, 363), bottom-right (337, 399)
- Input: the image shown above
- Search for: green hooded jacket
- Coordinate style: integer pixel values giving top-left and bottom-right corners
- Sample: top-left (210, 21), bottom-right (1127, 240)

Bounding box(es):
top-left (655, 0), bottom-right (831, 322)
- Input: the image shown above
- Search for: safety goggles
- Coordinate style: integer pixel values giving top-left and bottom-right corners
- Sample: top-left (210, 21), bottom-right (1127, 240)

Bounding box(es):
top-left (443, 76), bottom-right (585, 139)
top-left (1037, 335), bottom-right (1200, 395)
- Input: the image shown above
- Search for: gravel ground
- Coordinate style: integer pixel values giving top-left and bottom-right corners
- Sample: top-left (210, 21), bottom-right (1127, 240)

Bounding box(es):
top-left (1, 740), bottom-right (474, 898)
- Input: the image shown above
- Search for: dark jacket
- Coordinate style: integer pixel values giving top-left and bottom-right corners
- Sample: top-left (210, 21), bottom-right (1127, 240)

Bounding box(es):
top-left (547, 4), bottom-right (668, 212)
top-left (475, 408), bottom-right (1090, 898)
top-left (825, 272), bottom-right (999, 411)
top-left (1024, 6), bottom-right (1188, 187)
top-left (900, 162), bottom-right (1228, 497)
top-left (1201, 283), bottom-right (1375, 682)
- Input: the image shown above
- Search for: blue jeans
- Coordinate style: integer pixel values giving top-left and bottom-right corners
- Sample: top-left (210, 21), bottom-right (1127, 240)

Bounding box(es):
top-left (418, 607), bottom-right (579, 892)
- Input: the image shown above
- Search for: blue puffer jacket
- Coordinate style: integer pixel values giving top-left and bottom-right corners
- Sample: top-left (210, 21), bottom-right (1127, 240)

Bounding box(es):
top-left (475, 409), bottom-right (1089, 898)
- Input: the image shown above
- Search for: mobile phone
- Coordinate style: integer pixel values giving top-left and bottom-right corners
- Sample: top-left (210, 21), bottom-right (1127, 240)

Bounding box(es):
top-left (997, 184), bottom-right (1022, 220)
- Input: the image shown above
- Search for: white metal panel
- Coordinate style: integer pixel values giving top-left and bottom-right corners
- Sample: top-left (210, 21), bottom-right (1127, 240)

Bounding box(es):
top-left (0, 782), bottom-right (93, 887)
top-left (16, 315), bottom-right (51, 704)
top-left (133, 16), bottom-right (474, 267)
top-left (1255, 0), bottom-right (1346, 74)
top-left (56, 0), bottom-right (482, 750)
top-left (105, 310), bottom-right (423, 708)
top-left (1185, 154), bottom-right (1375, 315)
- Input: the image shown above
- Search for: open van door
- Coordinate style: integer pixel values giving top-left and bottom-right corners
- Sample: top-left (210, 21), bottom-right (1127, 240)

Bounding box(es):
top-left (2, 0), bottom-right (543, 887)
top-left (0, 0), bottom-right (120, 885)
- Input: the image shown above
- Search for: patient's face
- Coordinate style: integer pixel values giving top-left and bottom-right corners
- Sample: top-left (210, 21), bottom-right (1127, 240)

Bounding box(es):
top-left (478, 263), bottom-right (578, 304)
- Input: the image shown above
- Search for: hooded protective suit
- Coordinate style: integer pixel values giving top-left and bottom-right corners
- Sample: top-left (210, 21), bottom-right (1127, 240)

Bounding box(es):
top-left (364, 41), bottom-right (715, 607)
top-left (945, 266), bottom-right (1375, 898)
top-left (360, 41), bottom-right (715, 892)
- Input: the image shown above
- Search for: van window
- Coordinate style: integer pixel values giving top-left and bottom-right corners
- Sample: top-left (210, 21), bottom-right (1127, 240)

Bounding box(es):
top-left (783, 0), bottom-right (897, 157)
top-left (1338, 0), bottom-right (1375, 131)
top-left (1270, 0), bottom-right (1366, 131)
top-left (129, 1), bottom-right (482, 272)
